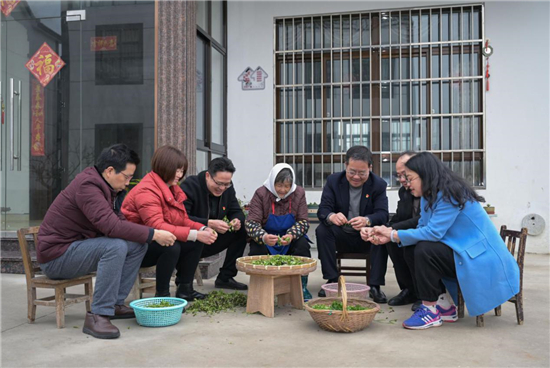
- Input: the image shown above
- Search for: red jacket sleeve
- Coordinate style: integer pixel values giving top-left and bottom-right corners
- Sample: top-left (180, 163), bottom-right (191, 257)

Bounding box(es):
top-left (132, 187), bottom-right (197, 242)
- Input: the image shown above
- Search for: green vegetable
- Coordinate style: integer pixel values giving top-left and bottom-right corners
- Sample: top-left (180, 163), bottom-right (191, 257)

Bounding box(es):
top-left (187, 290), bottom-right (247, 316)
top-left (223, 215), bottom-right (234, 232)
top-left (145, 300), bottom-right (176, 308)
top-left (311, 301), bottom-right (370, 311)
top-left (250, 255), bottom-right (304, 266)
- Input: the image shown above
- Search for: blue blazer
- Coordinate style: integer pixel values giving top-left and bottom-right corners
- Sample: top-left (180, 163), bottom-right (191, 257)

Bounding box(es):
top-left (317, 171), bottom-right (389, 227)
top-left (398, 192), bottom-right (520, 316)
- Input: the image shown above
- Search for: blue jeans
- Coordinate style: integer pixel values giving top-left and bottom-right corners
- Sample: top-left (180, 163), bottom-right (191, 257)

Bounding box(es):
top-left (40, 237), bottom-right (147, 316)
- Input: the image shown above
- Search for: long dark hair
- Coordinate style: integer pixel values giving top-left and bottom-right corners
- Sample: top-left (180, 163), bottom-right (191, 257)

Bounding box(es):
top-left (405, 152), bottom-right (484, 210)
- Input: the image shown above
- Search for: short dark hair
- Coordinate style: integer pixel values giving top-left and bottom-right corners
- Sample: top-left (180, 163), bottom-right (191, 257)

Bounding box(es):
top-left (275, 168), bottom-right (293, 185)
top-left (208, 157), bottom-right (236, 176)
top-left (96, 144), bottom-right (140, 173)
top-left (345, 146), bottom-right (372, 166)
top-left (151, 145), bottom-right (188, 182)
top-left (405, 152), bottom-right (485, 210)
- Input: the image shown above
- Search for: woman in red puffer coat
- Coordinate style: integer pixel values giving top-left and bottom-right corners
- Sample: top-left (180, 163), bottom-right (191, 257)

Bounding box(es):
top-left (122, 145), bottom-right (217, 300)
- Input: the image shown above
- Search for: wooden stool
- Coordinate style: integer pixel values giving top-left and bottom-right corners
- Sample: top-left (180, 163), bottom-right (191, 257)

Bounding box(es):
top-left (236, 255), bottom-right (317, 318)
top-left (132, 266), bottom-right (157, 300)
top-left (246, 274), bottom-right (303, 318)
top-left (17, 226), bottom-right (94, 329)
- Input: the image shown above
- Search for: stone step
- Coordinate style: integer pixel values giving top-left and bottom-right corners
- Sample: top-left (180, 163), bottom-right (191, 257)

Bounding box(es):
top-left (1, 250), bottom-right (38, 274)
top-left (0, 242), bottom-right (225, 280)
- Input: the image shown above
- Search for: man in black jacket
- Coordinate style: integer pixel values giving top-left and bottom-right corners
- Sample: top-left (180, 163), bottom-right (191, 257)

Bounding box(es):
top-left (316, 146), bottom-right (389, 302)
top-left (361, 151), bottom-right (421, 310)
top-left (180, 157), bottom-right (247, 290)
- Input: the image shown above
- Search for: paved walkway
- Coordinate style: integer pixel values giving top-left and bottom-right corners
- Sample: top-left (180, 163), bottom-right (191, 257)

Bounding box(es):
top-left (1, 251), bottom-right (549, 367)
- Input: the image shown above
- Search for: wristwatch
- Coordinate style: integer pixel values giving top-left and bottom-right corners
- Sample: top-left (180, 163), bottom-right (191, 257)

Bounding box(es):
top-left (365, 216), bottom-right (372, 227)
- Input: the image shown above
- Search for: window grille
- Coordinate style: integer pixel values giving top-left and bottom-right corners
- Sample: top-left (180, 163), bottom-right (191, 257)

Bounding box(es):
top-left (274, 5), bottom-right (485, 189)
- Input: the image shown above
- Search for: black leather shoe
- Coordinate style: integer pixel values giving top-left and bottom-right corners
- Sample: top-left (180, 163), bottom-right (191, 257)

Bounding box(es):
top-left (111, 304), bottom-right (135, 320)
top-left (369, 285), bottom-right (387, 304)
top-left (388, 288), bottom-right (417, 306)
top-left (318, 279), bottom-right (337, 297)
top-left (215, 277), bottom-right (248, 290)
top-left (176, 283), bottom-right (207, 302)
top-left (411, 300), bottom-right (422, 311)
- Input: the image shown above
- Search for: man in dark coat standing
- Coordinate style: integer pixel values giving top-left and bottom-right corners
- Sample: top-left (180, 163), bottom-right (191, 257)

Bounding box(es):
top-left (180, 157), bottom-right (247, 290)
top-left (37, 144), bottom-right (176, 339)
top-left (316, 146), bottom-right (389, 303)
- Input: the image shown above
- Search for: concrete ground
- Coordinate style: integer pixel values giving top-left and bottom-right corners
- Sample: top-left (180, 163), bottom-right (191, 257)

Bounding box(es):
top-left (1, 251), bottom-right (549, 368)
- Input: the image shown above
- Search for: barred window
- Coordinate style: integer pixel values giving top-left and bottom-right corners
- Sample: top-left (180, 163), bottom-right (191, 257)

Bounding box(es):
top-left (274, 5), bottom-right (485, 189)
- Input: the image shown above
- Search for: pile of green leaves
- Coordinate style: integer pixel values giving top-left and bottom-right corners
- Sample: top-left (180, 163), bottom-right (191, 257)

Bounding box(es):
top-left (311, 301), bottom-right (371, 311)
top-left (250, 255), bottom-right (304, 266)
top-left (186, 290), bottom-right (247, 316)
top-left (145, 300), bottom-right (176, 308)
top-left (222, 215), bottom-right (235, 232)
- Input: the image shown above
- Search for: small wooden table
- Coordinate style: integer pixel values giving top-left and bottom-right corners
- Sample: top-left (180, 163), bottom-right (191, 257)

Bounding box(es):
top-left (236, 256), bottom-right (317, 318)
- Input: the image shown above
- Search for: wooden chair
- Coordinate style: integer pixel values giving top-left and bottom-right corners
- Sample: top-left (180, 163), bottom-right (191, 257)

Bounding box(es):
top-left (336, 252), bottom-right (371, 285)
top-left (17, 226), bottom-right (93, 329)
top-left (457, 225), bottom-right (528, 327)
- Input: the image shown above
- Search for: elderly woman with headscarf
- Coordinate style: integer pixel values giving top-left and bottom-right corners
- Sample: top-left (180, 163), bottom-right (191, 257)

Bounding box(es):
top-left (245, 163), bottom-right (312, 300)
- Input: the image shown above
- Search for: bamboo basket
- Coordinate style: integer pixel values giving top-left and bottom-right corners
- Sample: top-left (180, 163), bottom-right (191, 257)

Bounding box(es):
top-left (305, 276), bottom-right (380, 333)
top-left (236, 255), bottom-right (317, 276)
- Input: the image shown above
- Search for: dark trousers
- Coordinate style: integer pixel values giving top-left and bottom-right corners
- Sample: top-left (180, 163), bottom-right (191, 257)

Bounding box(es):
top-left (316, 223), bottom-right (387, 286)
top-left (248, 236), bottom-right (311, 257)
top-left (386, 241), bottom-right (415, 293)
top-left (177, 226), bottom-right (247, 282)
top-left (141, 240), bottom-right (203, 292)
top-left (412, 241), bottom-right (456, 302)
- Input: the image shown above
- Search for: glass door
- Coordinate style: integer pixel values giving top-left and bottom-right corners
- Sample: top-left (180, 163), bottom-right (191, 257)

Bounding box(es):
top-left (1, 1), bottom-right (155, 232)
top-left (1, 2), bottom-right (81, 231)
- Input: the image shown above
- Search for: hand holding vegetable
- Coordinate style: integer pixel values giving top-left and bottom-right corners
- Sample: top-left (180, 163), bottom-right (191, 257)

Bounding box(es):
top-left (263, 234), bottom-right (280, 246)
top-left (279, 234), bottom-right (293, 245)
top-left (348, 216), bottom-right (368, 230)
top-left (197, 228), bottom-right (218, 244)
top-left (230, 218), bottom-right (241, 231)
top-left (208, 219), bottom-right (230, 234)
top-left (329, 212), bottom-right (348, 226)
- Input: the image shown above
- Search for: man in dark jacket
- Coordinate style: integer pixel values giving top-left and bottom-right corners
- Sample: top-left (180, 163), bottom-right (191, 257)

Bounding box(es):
top-left (180, 157), bottom-right (247, 290)
top-left (316, 146), bottom-right (389, 302)
top-left (37, 144), bottom-right (176, 339)
top-left (363, 152), bottom-right (421, 309)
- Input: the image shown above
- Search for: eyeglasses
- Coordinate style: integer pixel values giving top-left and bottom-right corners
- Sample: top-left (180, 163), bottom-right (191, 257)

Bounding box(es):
top-left (404, 175), bottom-right (419, 184)
top-left (211, 177), bottom-right (233, 188)
top-left (346, 169), bottom-right (369, 178)
top-left (119, 171), bottom-right (133, 180)
top-left (393, 173), bottom-right (407, 180)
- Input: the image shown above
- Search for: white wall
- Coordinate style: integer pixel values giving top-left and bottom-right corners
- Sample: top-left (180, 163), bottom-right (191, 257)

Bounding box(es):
top-left (227, 1), bottom-right (550, 253)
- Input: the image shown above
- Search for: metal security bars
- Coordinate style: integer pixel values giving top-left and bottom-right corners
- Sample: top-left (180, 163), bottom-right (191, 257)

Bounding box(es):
top-left (274, 5), bottom-right (485, 189)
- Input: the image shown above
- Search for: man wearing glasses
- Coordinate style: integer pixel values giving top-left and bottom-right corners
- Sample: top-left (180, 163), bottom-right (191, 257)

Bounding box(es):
top-left (37, 144), bottom-right (177, 339)
top-left (180, 157), bottom-right (247, 290)
top-left (316, 146), bottom-right (389, 303)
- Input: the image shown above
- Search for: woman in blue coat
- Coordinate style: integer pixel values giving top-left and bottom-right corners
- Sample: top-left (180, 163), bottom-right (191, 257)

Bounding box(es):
top-left (372, 152), bottom-right (519, 330)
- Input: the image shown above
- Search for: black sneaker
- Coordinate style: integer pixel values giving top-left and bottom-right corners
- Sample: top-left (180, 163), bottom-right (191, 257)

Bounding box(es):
top-left (215, 277), bottom-right (248, 290)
